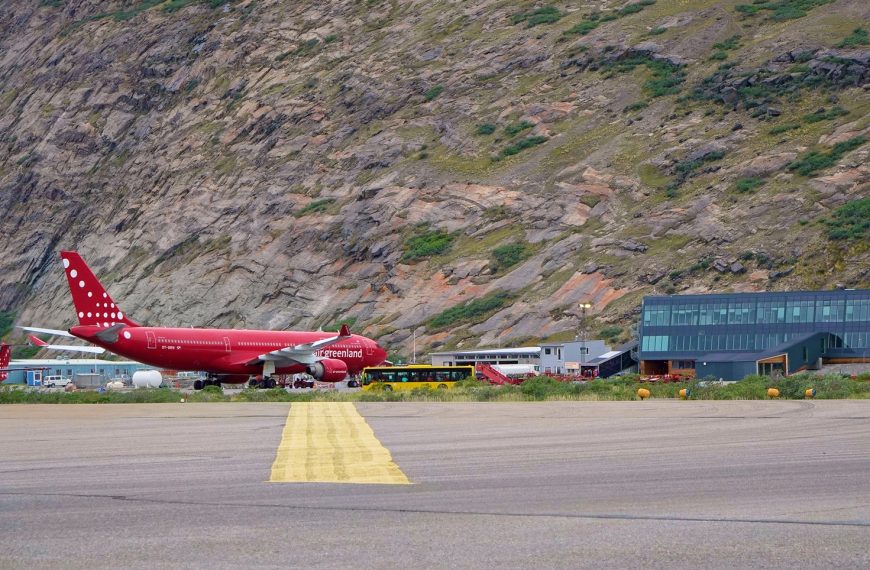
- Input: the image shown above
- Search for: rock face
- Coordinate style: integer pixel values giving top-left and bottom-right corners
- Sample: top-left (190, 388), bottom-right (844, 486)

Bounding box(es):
top-left (0, 1), bottom-right (868, 357)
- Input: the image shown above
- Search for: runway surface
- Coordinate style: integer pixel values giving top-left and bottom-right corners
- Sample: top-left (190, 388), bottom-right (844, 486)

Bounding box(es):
top-left (1, 400), bottom-right (869, 569)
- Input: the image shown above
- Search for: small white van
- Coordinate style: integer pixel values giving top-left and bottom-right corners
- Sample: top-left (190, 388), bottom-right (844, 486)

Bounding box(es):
top-left (43, 376), bottom-right (73, 388)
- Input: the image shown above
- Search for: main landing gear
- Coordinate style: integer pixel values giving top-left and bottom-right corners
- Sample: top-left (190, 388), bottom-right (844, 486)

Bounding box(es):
top-left (193, 377), bottom-right (222, 390)
top-left (247, 376), bottom-right (277, 389)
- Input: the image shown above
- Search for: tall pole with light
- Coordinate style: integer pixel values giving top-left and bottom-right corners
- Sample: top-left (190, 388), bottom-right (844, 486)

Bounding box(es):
top-left (579, 302), bottom-right (592, 375)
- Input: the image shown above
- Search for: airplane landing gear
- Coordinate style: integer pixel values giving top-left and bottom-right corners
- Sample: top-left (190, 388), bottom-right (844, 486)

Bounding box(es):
top-left (192, 377), bottom-right (222, 390)
top-left (246, 376), bottom-right (277, 389)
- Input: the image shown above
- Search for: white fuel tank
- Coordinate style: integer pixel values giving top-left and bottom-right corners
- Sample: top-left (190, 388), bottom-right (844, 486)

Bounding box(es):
top-left (132, 370), bottom-right (162, 389)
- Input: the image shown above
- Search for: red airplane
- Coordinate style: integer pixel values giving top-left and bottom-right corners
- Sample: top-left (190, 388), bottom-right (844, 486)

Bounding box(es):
top-left (0, 342), bottom-right (50, 383)
top-left (38, 251), bottom-right (388, 389)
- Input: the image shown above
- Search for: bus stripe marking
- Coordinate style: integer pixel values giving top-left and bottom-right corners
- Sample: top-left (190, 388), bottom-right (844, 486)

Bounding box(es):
top-left (269, 402), bottom-right (410, 484)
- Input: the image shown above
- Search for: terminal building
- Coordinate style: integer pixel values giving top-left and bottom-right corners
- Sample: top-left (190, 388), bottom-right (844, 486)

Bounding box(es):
top-left (429, 340), bottom-right (638, 378)
top-left (638, 289), bottom-right (870, 380)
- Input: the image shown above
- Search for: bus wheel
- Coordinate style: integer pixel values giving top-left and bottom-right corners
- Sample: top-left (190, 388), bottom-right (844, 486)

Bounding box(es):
top-left (383, 385), bottom-right (393, 392)
top-left (437, 384), bottom-right (448, 390)
top-left (193, 379), bottom-right (204, 391)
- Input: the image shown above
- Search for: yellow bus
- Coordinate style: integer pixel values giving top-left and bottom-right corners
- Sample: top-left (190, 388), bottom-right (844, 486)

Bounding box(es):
top-left (361, 365), bottom-right (475, 391)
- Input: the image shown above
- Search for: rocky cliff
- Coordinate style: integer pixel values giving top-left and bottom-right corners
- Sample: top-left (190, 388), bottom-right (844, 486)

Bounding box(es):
top-left (1, 0), bottom-right (868, 357)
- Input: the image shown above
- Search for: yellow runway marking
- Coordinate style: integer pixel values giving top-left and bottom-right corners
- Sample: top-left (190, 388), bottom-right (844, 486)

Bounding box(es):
top-left (269, 402), bottom-right (410, 484)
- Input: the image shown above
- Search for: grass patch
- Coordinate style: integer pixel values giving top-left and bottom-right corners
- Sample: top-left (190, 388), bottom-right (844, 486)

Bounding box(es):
top-left (500, 135), bottom-right (548, 158)
top-left (565, 20), bottom-right (599, 36)
top-left (801, 106), bottom-right (848, 124)
top-left (427, 291), bottom-right (516, 330)
top-left (424, 85), bottom-right (444, 101)
top-left (823, 197), bottom-right (870, 241)
top-left (492, 243), bottom-right (531, 270)
top-left (712, 35), bottom-right (741, 51)
top-left (787, 135), bottom-right (866, 177)
top-left (0, 311), bottom-right (13, 338)
top-left (623, 100), bottom-right (648, 113)
top-left (735, 0), bottom-right (834, 21)
top-left (402, 227), bottom-right (455, 262)
top-left (511, 6), bottom-right (562, 28)
top-left (769, 122), bottom-right (801, 135)
top-left (602, 55), bottom-right (685, 98)
top-left (294, 198), bottom-right (335, 217)
top-left (504, 120), bottom-right (534, 136)
top-left (837, 28), bottom-right (868, 48)
top-left (476, 123), bottom-right (496, 135)
top-left (735, 177), bottom-right (765, 193)
top-left (648, 26), bottom-right (666, 35)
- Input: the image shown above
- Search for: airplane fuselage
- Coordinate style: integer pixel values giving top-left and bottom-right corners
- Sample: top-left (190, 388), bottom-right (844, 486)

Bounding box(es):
top-left (70, 325), bottom-right (386, 380)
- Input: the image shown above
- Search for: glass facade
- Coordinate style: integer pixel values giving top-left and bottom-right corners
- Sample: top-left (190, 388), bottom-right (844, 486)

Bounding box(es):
top-left (639, 290), bottom-right (870, 359)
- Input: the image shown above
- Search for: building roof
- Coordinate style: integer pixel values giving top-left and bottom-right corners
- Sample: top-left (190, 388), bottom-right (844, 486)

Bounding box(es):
top-left (428, 346), bottom-right (540, 356)
top-left (583, 340), bottom-right (638, 366)
top-left (644, 289), bottom-right (870, 303)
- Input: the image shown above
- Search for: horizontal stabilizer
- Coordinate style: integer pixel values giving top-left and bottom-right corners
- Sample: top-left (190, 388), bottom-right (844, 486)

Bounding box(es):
top-left (19, 326), bottom-right (75, 338)
top-left (28, 335), bottom-right (105, 354)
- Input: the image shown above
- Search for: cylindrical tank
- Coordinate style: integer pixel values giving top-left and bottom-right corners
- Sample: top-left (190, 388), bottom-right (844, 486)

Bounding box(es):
top-left (106, 381), bottom-right (125, 390)
top-left (132, 370), bottom-right (162, 388)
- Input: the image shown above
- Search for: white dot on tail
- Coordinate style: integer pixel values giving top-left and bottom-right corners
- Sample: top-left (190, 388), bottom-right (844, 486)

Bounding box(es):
top-left (78, 312), bottom-right (84, 318)
top-left (103, 313), bottom-right (108, 318)
top-left (103, 322), bottom-right (108, 327)
top-left (103, 293), bottom-right (107, 298)
top-left (87, 312), bottom-right (92, 318)
top-left (123, 331), bottom-right (131, 340)
top-left (62, 258), bottom-right (70, 269)
top-left (117, 311), bottom-right (123, 319)
top-left (111, 312), bottom-right (116, 319)
top-left (70, 269), bottom-right (78, 278)
top-left (87, 292), bottom-right (93, 298)
top-left (78, 280), bottom-right (85, 288)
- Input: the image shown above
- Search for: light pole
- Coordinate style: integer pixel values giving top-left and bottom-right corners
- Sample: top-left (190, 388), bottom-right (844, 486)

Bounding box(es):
top-left (578, 302), bottom-right (592, 374)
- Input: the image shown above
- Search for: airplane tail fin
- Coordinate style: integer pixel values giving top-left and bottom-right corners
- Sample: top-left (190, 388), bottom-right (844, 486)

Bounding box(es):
top-left (60, 251), bottom-right (140, 328)
top-left (0, 343), bottom-right (10, 382)
top-left (28, 335), bottom-right (48, 347)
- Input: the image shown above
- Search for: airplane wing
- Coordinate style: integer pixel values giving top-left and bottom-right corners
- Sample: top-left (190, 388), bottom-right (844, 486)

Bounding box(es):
top-left (28, 335), bottom-right (105, 354)
top-left (247, 324), bottom-right (352, 366)
top-left (19, 326), bottom-right (76, 338)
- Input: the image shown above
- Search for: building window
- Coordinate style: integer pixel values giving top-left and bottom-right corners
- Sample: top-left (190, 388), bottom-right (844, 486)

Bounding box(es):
top-left (544, 348), bottom-right (551, 355)
top-left (845, 299), bottom-right (870, 322)
top-left (673, 360), bottom-right (695, 370)
top-left (641, 335), bottom-right (669, 352)
top-left (802, 347), bottom-right (809, 362)
top-left (643, 306), bottom-right (671, 326)
top-left (817, 299), bottom-right (845, 323)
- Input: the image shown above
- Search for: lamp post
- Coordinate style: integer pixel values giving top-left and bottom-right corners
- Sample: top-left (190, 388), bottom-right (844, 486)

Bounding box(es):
top-left (578, 302), bottom-right (592, 373)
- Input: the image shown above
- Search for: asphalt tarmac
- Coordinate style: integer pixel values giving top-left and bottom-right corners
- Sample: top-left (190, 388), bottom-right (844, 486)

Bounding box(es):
top-left (0, 400), bottom-right (868, 569)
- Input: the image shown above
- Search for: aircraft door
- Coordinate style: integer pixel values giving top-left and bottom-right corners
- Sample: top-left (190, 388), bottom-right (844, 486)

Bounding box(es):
top-left (146, 331), bottom-right (157, 349)
top-left (223, 337), bottom-right (231, 352)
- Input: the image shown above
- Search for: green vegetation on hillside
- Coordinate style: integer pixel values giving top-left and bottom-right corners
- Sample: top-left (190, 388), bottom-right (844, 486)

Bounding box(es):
top-left (424, 85), bottom-right (444, 102)
top-left (511, 6), bottom-right (562, 28)
top-left (565, 1), bottom-right (657, 36)
top-left (0, 311), bottom-right (14, 338)
top-left (824, 197), bottom-right (870, 241)
top-left (402, 227), bottom-right (455, 262)
top-left (603, 55), bottom-right (685, 98)
top-left (294, 198), bottom-right (335, 217)
top-left (787, 135), bottom-right (866, 177)
top-left (492, 243), bottom-right (531, 270)
top-left (500, 135), bottom-right (548, 158)
top-left (428, 291), bottom-right (515, 330)
top-left (735, 0), bottom-right (834, 21)
top-left (837, 28), bottom-right (868, 48)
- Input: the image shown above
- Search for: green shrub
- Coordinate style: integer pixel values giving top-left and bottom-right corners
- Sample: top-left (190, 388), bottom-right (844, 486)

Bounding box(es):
top-left (788, 135), bottom-right (866, 177)
top-left (579, 194), bottom-right (602, 208)
top-left (428, 291), bottom-right (515, 329)
top-left (512, 6), bottom-right (562, 27)
top-left (823, 197), bottom-right (870, 241)
top-left (402, 228), bottom-right (455, 262)
top-left (500, 135), bottom-right (548, 157)
top-left (837, 28), bottom-right (868, 48)
top-left (648, 27), bottom-right (666, 35)
top-left (565, 20), bottom-right (600, 36)
top-left (802, 106), bottom-right (848, 123)
top-left (492, 243), bottom-right (530, 269)
top-left (603, 55), bottom-right (685, 98)
top-left (0, 310), bottom-right (13, 338)
top-left (709, 50), bottom-right (728, 61)
top-left (735, 0), bottom-right (834, 21)
top-left (424, 85), bottom-right (443, 101)
top-left (294, 198), bottom-right (335, 217)
top-left (769, 122), bottom-right (800, 135)
top-left (619, 1), bottom-right (656, 16)
top-left (504, 120), bottom-right (534, 136)
top-left (324, 34), bottom-right (339, 43)
top-left (599, 326), bottom-right (623, 339)
top-left (712, 35), bottom-right (742, 51)
top-left (623, 100), bottom-right (649, 113)
top-left (735, 177), bottom-right (765, 193)
top-left (476, 123), bottom-right (496, 135)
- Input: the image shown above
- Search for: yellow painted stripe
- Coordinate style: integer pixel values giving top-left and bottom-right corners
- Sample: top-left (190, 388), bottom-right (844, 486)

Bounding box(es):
top-left (269, 402), bottom-right (410, 484)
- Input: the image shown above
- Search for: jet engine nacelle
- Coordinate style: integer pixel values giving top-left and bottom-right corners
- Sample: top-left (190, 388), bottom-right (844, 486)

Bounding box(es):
top-left (306, 358), bottom-right (348, 382)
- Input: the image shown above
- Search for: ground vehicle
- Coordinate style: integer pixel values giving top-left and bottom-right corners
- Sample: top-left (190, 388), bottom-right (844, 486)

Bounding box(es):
top-left (43, 375), bottom-right (73, 388)
top-left (361, 365), bottom-right (475, 391)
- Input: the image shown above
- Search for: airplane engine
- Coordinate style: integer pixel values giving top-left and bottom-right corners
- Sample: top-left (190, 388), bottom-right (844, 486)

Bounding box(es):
top-left (306, 358), bottom-right (348, 382)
